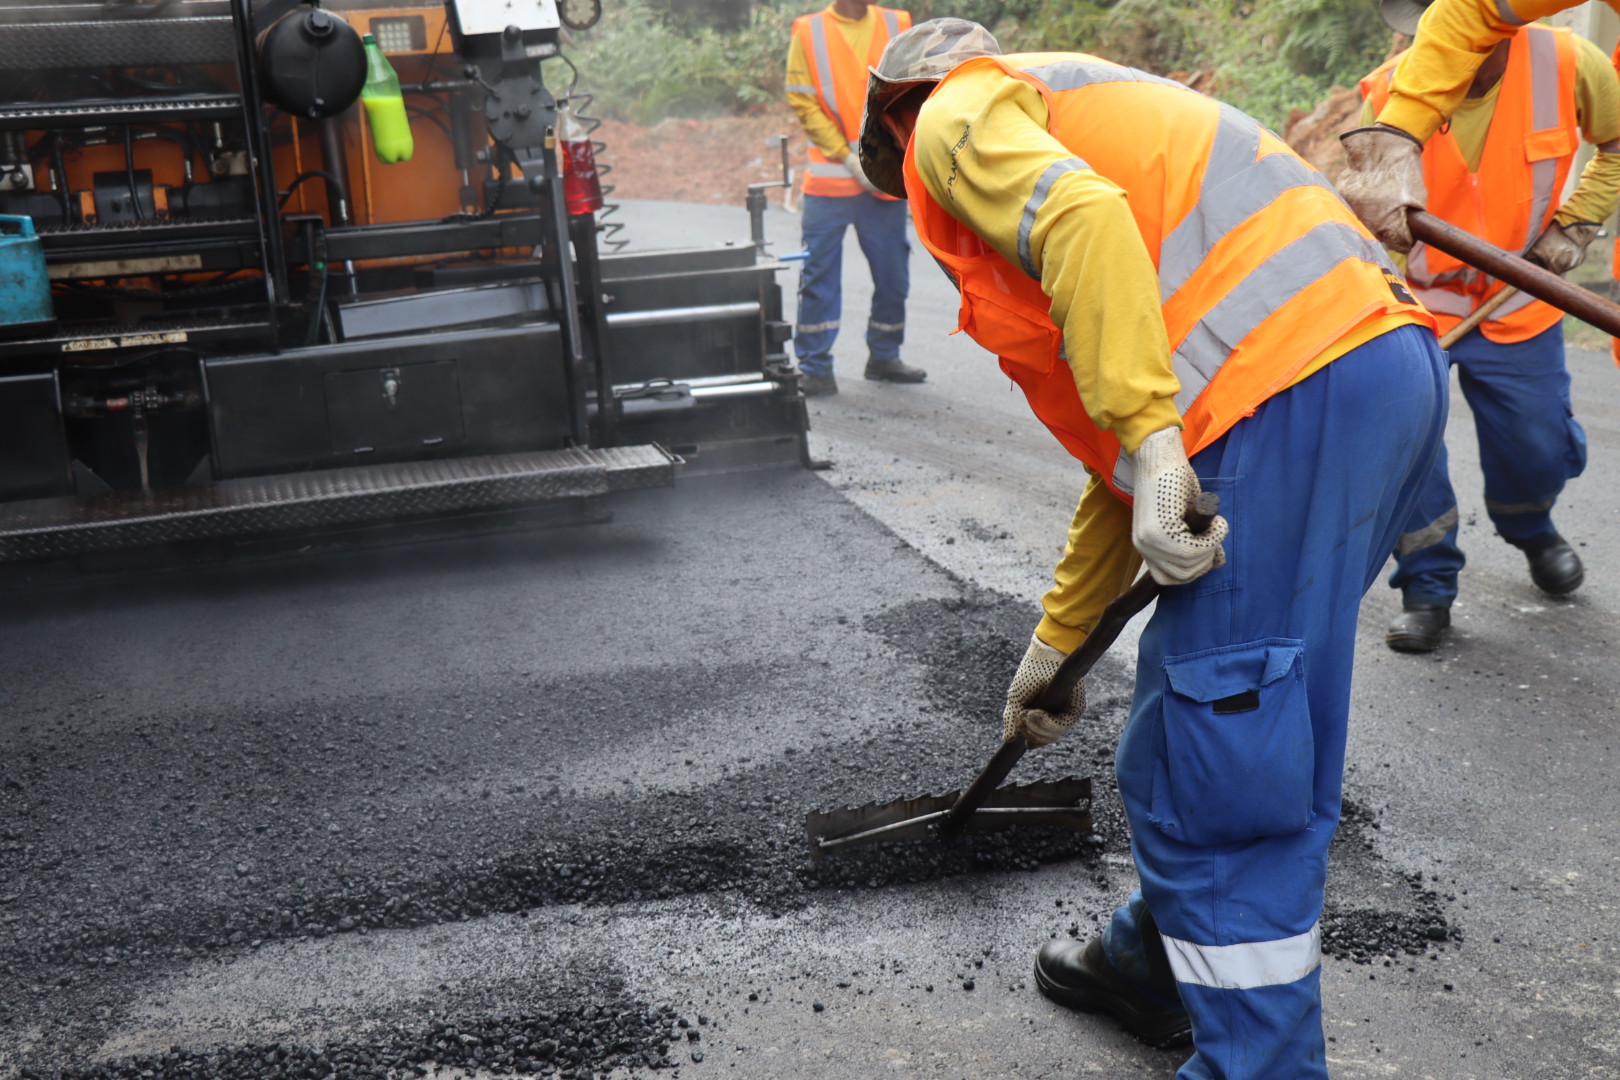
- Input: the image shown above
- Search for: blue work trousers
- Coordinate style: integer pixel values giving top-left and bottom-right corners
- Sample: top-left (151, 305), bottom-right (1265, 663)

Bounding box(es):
top-left (1389, 322), bottom-right (1588, 606)
top-left (793, 192), bottom-right (910, 376)
top-left (1104, 324), bottom-right (1448, 1080)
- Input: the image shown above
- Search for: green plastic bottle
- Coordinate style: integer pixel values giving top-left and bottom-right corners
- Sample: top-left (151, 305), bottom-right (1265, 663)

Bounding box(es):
top-left (360, 34), bottom-right (413, 164)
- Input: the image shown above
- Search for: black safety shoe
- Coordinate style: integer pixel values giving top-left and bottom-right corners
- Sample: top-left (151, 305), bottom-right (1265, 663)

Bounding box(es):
top-left (1386, 603), bottom-right (1450, 652)
top-left (1034, 937), bottom-right (1191, 1049)
top-left (1523, 533), bottom-right (1584, 596)
top-left (863, 356), bottom-right (927, 383)
top-left (800, 372), bottom-right (838, 397)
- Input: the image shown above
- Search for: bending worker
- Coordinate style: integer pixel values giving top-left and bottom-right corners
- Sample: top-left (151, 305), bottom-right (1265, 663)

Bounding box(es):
top-left (859, 19), bottom-right (1446, 1080)
top-left (785, 0), bottom-right (924, 397)
top-left (1358, 0), bottom-right (1619, 652)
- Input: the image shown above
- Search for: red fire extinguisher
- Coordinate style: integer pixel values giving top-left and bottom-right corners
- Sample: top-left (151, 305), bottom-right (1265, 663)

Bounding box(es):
top-left (557, 99), bottom-right (604, 216)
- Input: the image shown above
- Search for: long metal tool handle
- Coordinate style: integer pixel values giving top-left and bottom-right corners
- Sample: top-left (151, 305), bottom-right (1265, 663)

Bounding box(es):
top-left (1408, 210), bottom-right (1620, 336)
top-left (1438, 285), bottom-right (1518, 350)
top-left (938, 491), bottom-right (1221, 837)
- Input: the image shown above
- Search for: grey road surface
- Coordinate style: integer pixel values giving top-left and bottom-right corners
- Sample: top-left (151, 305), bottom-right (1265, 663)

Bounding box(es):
top-left (0, 197), bottom-right (1614, 1080)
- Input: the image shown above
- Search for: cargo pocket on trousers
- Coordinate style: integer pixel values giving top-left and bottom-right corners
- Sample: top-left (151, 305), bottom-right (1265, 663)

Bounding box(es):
top-left (1153, 639), bottom-right (1313, 846)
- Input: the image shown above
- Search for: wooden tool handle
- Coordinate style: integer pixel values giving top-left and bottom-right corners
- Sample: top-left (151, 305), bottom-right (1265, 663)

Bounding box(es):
top-left (1438, 286), bottom-right (1518, 349)
top-left (1029, 490), bottom-right (1219, 713)
top-left (1408, 211), bottom-right (1620, 336)
top-left (939, 492), bottom-right (1221, 837)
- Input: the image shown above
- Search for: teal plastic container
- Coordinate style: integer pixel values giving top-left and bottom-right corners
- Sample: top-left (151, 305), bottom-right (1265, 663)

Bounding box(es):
top-left (0, 215), bottom-right (53, 327)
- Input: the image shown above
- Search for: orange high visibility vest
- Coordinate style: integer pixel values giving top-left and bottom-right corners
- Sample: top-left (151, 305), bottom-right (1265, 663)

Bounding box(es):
top-left (791, 5), bottom-right (910, 198)
top-left (1363, 26), bottom-right (1579, 344)
top-left (902, 53), bottom-right (1431, 501)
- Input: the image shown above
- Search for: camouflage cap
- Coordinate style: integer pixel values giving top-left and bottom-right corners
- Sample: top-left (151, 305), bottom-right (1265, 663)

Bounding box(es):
top-left (1378, 0), bottom-right (1430, 36)
top-left (858, 19), bottom-right (1001, 199)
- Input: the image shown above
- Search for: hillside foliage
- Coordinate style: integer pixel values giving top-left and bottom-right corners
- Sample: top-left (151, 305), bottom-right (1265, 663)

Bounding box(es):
top-left (570, 0), bottom-right (1396, 128)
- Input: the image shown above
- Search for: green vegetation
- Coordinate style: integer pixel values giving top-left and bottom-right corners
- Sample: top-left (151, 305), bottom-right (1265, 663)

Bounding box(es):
top-left (571, 0), bottom-right (1396, 128)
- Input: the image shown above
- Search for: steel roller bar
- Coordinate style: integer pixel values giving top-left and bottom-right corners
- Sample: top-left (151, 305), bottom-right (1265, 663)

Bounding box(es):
top-left (1407, 210), bottom-right (1620, 337)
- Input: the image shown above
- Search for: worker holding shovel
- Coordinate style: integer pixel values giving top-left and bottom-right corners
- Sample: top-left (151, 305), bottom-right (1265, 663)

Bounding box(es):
top-left (858, 19), bottom-right (1446, 1080)
top-left (1351, 0), bottom-right (1620, 652)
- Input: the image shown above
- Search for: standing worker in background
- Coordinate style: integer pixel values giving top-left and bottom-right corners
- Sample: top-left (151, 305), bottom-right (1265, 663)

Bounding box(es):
top-left (1338, 0), bottom-right (1620, 250)
top-left (1358, 0), bottom-right (1620, 652)
top-left (860, 20), bottom-right (1446, 1080)
top-left (785, 0), bottom-right (923, 397)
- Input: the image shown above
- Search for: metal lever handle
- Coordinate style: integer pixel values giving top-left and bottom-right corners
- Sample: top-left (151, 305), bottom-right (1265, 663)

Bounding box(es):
top-left (938, 491), bottom-right (1221, 837)
top-left (1407, 210), bottom-right (1620, 336)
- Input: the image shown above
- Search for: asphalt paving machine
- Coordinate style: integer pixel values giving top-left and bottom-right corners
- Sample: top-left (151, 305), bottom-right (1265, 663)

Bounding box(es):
top-left (0, 0), bottom-right (807, 571)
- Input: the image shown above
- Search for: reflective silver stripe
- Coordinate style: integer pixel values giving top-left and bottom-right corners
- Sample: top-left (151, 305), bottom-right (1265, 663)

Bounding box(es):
top-left (807, 162), bottom-right (850, 177)
top-left (1022, 58), bottom-right (1187, 93)
top-left (1496, 0), bottom-right (1528, 25)
top-left (796, 319), bottom-right (840, 333)
top-left (1111, 450), bottom-right (1135, 497)
top-left (1486, 495), bottom-right (1556, 514)
top-left (1530, 28), bottom-right (1560, 129)
top-left (1524, 28), bottom-right (1563, 246)
top-left (1170, 223), bottom-right (1394, 412)
top-left (784, 82), bottom-right (817, 94)
top-left (1413, 287), bottom-right (1474, 317)
top-left (1162, 924), bottom-right (1322, 990)
top-left (1396, 506), bottom-right (1459, 555)
top-left (868, 319), bottom-right (905, 331)
top-left (808, 15), bottom-right (842, 131)
top-left (1159, 104), bottom-right (1342, 302)
top-left (1407, 244), bottom-right (1428, 280)
top-left (1017, 157), bottom-right (1088, 277)
top-left (880, 8), bottom-right (899, 37)
top-left (1493, 287), bottom-right (1539, 318)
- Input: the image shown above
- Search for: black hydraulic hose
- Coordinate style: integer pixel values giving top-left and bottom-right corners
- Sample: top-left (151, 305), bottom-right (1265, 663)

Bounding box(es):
top-left (278, 170), bottom-right (344, 210)
top-left (123, 125), bottom-right (144, 221)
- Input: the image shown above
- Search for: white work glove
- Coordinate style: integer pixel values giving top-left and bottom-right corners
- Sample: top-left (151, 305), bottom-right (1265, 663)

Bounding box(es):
top-left (1002, 635), bottom-right (1084, 748)
top-left (1527, 221), bottom-right (1601, 275)
top-left (1130, 427), bottom-right (1229, 586)
top-left (843, 151), bottom-right (880, 195)
top-left (1336, 126), bottom-right (1428, 254)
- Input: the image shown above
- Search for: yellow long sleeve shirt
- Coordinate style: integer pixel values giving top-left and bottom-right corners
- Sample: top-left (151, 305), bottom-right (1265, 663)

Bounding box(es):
top-left (1378, 0), bottom-right (1620, 141)
top-left (1362, 33), bottom-right (1620, 229)
top-left (911, 64), bottom-right (1415, 653)
top-left (784, 5), bottom-right (881, 161)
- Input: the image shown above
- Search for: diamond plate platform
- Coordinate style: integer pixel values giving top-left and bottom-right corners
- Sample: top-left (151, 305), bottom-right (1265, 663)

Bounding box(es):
top-left (0, 445), bottom-right (679, 563)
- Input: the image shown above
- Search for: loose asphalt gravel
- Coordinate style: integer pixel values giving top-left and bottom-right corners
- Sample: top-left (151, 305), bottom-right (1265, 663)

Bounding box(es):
top-left (0, 473), bottom-right (1462, 1080)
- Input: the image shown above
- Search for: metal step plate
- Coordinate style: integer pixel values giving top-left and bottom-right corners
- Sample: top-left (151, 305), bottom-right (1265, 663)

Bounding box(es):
top-left (0, 444), bottom-right (679, 563)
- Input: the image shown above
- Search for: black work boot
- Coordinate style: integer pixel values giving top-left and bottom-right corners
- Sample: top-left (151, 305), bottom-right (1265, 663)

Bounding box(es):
top-left (1034, 937), bottom-right (1191, 1049)
top-left (799, 372), bottom-right (838, 398)
top-left (863, 356), bottom-right (927, 383)
top-left (1386, 603), bottom-right (1450, 652)
top-left (1522, 532), bottom-right (1584, 596)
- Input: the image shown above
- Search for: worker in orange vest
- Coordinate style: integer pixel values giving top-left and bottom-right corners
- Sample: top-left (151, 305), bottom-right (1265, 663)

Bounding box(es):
top-left (1357, 0), bottom-right (1619, 652)
top-left (1339, 0), bottom-right (1620, 253)
top-left (785, 0), bottom-right (922, 396)
top-left (859, 20), bottom-right (1446, 1079)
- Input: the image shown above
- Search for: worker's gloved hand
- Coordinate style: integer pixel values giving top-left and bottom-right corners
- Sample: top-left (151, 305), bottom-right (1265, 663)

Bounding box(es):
top-left (1527, 221), bottom-right (1602, 275)
top-left (1002, 635), bottom-right (1084, 747)
top-left (1129, 427), bottom-right (1229, 586)
top-left (1336, 125), bottom-right (1427, 254)
top-left (843, 151), bottom-right (881, 195)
